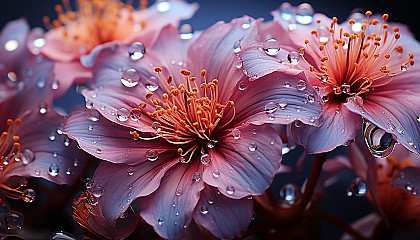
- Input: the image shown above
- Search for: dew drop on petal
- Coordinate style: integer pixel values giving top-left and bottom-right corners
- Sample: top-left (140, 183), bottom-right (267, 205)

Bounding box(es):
top-left (296, 80), bottom-right (306, 91)
top-left (121, 68), bottom-right (140, 87)
top-left (363, 120), bottom-right (396, 158)
top-left (284, 81), bottom-right (291, 88)
top-left (96, 148), bottom-right (102, 154)
top-left (88, 111), bottom-right (100, 122)
top-left (48, 164), bottom-right (59, 176)
top-left (130, 110), bottom-right (141, 121)
top-left (232, 128), bottom-right (241, 139)
top-left (145, 76), bottom-right (159, 92)
top-left (156, 1), bottom-right (171, 12)
top-left (4, 39), bottom-right (18, 51)
top-left (200, 154), bottom-right (212, 165)
top-left (128, 42), bottom-right (145, 60)
top-left (86, 100), bottom-right (93, 109)
top-left (21, 189), bottom-right (36, 203)
top-left (179, 24), bottom-right (194, 39)
top-left (340, 83), bottom-right (351, 93)
top-left (66, 167), bottom-right (71, 175)
top-left (207, 140), bottom-right (216, 149)
top-left (307, 94), bottom-right (315, 103)
top-left (279, 2), bottom-right (293, 21)
top-left (287, 51), bottom-right (300, 65)
top-left (249, 142), bottom-right (257, 151)
top-left (416, 113), bottom-right (420, 122)
top-left (241, 18), bottom-right (251, 29)
top-left (6, 212), bottom-right (23, 230)
top-left (296, 3), bottom-right (314, 25)
top-left (21, 149), bottom-right (35, 164)
top-left (158, 218), bottom-right (164, 226)
top-left (279, 183), bottom-right (301, 206)
top-left (322, 95), bottom-right (329, 102)
top-left (93, 186), bottom-right (104, 198)
top-left (49, 132), bottom-right (56, 141)
top-left (265, 102), bottom-right (278, 113)
top-left (84, 178), bottom-right (94, 189)
top-left (127, 166), bottom-right (134, 176)
top-left (39, 102), bottom-right (48, 115)
top-left (212, 169), bottom-right (221, 178)
top-left (263, 38), bottom-right (280, 56)
top-left (175, 189), bottom-right (182, 196)
top-left (192, 172), bottom-right (201, 182)
top-left (346, 178), bottom-right (368, 197)
top-left (20, 178), bottom-right (27, 187)
top-left (238, 80), bottom-right (246, 90)
top-left (152, 121), bottom-right (162, 132)
top-left (226, 185), bottom-right (235, 195)
top-left (117, 108), bottom-right (130, 121)
top-left (146, 150), bottom-right (159, 161)
top-left (321, 74), bottom-right (328, 82)
top-left (200, 205), bottom-right (209, 214)
top-left (233, 40), bottom-right (241, 53)
top-left (401, 65), bottom-right (407, 72)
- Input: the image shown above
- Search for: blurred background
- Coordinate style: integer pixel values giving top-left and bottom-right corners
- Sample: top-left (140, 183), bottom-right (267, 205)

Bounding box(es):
top-left (0, 0), bottom-right (419, 239)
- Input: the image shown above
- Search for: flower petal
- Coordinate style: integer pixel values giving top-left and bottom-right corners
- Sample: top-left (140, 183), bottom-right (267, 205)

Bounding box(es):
top-left (292, 102), bottom-right (362, 154)
top-left (204, 124), bottom-right (282, 199)
top-left (224, 69), bottom-right (323, 126)
top-left (193, 186), bottom-right (253, 239)
top-left (345, 90), bottom-right (420, 154)
top-left (341, 213), bottom-right (381, 239)
top-left (64, 109), bottom-right (177, 165)
top-left (53, 61), bottom-right (92, 98)
top-left (390, 166), bottom-right (420, 195)
top-left (139, 161), bottom-right (205, 240)
top-left (0, 19), bottom-right (30, 71)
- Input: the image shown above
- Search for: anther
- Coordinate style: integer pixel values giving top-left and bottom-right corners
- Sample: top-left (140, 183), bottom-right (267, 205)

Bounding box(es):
top-left (154, 67), bottom-right (162, 72)
top-left (201, 69), bottom-right (206, 77)
top-left (167, 76), bottom-right (172, 84)
top-left (145, 93), bottom-right (153, 99)
top-left (382, 14), bottom-right (389, 21)
top-left (393, 27), bottom-right (399, 32)
top-left (180, 70), bottom-right (191, 76)
top-left (365, 11), bottom-right (372, 17)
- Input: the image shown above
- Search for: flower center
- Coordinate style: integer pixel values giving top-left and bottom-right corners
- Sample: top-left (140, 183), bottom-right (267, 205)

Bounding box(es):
top-left (131, 67), bottom-right (235, 163)
top-left (300, 11), bottom-right (414, 102)
top-left (43, 0), bottom-right (148, 54)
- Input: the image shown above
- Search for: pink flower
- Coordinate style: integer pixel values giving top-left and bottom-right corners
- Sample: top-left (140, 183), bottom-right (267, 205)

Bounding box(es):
top-left (239, 6), bottom-right (420, 155)
top-left (64, 16), bottom-right (323, 239)
top-left (0, 19), bottom-right (87, 202)
top-left (38, 0), bottom-right (198, 97)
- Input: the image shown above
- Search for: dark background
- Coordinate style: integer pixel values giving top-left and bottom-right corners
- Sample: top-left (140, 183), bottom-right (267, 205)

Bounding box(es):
top-left (1, 0), bottom-right (419, 239)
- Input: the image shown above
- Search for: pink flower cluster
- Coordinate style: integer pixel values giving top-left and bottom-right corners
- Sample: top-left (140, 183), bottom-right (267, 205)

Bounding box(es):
top-left (0, 1), bottom-right (419, 239)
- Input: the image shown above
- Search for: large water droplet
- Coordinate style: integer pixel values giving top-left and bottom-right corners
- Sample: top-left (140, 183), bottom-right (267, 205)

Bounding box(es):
top-left (363, 120), bottom-right (396, 158)
top-left (121, 68), bottom-right (140, 87)
top-left (213, 169), bottom-right (221, 178)
top-left (321, 74), bottom-right (328, 82)
top-left (146, 150), bottom-right (159, 161)
top-left (4, 39), bottom-right (18, 51)
top-left (192, 172), bottom-right (201, 182)
top-left (248, 142), bottom-right (257, 151)
top-left (180, 24), bottom-right (194, 39)
top-left (117, 107), bottom-right (130, 121)
top-left (84, 178), bottom-right (95, 189)
top-left (49, 163), bottom-right (59, 176)
top-left (93, 186), bottom-right (104, 198)
top-left (21, 149), bottom-right (35, 164)
top-left (86, 100), bottom-right (93, 109)
top-left (287, 51), bottom-right (300, 65)
top-left (200, 154), bottom-right (212, 165)
top-left (128, 42), bottom-right (145, 60)
top-left (6, 212), bottom-right (23, 230)
top-left (349, 12), bottom-right (365, 33)
top-left (263, 38), bottom-right (280, 56)
top-left (232, 128), bottom-right (241, 139)
top-left (145, 76), bottom-right (159, 92)
top-left (346, 178), bottom-right (368, 197)
top-left (265, 102), bottom-right (278, 113)
top-left (129, 110), bottom-right (141, 121)
top-left (318, 25), bottom-right (330, 42)
top-left (22, 189), bottom-right (36, 202)
top-left (200, 205), bottom-right (209, 214)
top-left (226, 185), bottom-right (235, 195)
top-left (278, 99), bottom-right (288, 110)
top-left (241, 18), bottom-right (251, 29)
top-left (279, 183), bottom-right (301, 207)
top-left (238, 80), bottom-right (246, 90)
top-left (296, 3), bottom-right (314, 24)
top-left (279, 2), bottom-right (294, 21)
top-left (233, 40), bottom-right (241, 53)
top-left (296, 80), bottom-right (306, 91)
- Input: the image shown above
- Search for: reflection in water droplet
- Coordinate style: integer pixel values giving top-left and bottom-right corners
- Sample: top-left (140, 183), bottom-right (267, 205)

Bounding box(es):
top-left (265, 102), bottom-right (278, 113)
top-left (117, 108), bottom-right (130, 121)
top-left (20, 178), bottom-right (28, 187)
top-left (249, 142), bottom-right (257, 151)
top-left (232, 128), bottom-right (241, 139)
top-left (296, 80), bottom-right (306, 91)
top-left (6, 212), bottom-right (23, 229)
top-left (49, 164), bottom-right (59, 176)
top-left (279, 2), bottom-right (294, 21)
top-left (233, 40), bottom-right (241, 53)
top-left (128, 42), bottom-right (145, 60)
top-left (88, 111), bottom-right (100, 122)
top-left (86, 100), bottom-right (93, 109)
top-left (192, 172), bottom-right (201, 182)
top-left (241, 19), bottom-right (251, 29)
top-left (307, 94), bottom-right (315, 102)
top-left (145, 76), bottom-right (159, 91)
top-left (287, 51), bottom-right (300, 65)
top-left (363, 120), bottom-right (396, 158)
top-left (263, 38), bottom-right (280, 56)
top-left (200, 154), bottom-right (212, 165)
top-left (226, 185), bottom-right (235, 195)
top-left (180, 24), bottom-right (194, 39)
top-left (22, 189), bottom-right (36, 202)
top-left (238, 80), bottom-right (246, 90)
top-left (346, 178), bottom-right (368, 197)
top-left (213, 169), bottom-right (221, 178)
top-left (200, 205), bottom-right (209, 214)
top-left (121, 68), bottom-right (140, 87)
top-left (295, 3), bottom-right (314, 24)
top-left (127, 166), bottom-right (134, 176)
top-left (146, 150), bottom-right (159, 161)
top-left (156, 1), bottom-right (171, 12)
top-left (279, 183), bottom-right (301, 207)
top-left (39, 102), bottom-right (48, 115)
top-left (22, 149), bottom-right (35, 164)
top-left (158, 218), bottom-right (164, 226)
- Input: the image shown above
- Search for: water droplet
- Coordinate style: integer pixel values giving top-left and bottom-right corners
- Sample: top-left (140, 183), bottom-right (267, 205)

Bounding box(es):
top-left (117, 107), bottom-right (130, 121)
top-left (287, 51), bottom-right (300, 65)
top-left (295, 3), bottom-right (314, 24)
top-left (346, 178), bottom-right (368, 197)
top-left (296, 80), bottom-right (306, 91)
top-left (200, 205), bottom-right (209, 214)
top-left (84, 178), bottom-right (94, 189)
top-left (39, 102), bottom-right (48, 115)
top-left (37, 76), bottom-right (46, 88)
top-left (232, 128), bottom-right (241, 139)
top-left (212, 169), bottom-right (221, 178)
top-left (263, 38), bottom-right (280, 56)
top-left (278, 99), bottom-right (287, 110)
top-left (207, 140), bottom-right (216, 149)
top-left (66, 167), bottom-right (71, 175)
top-left (128, 42), bottom-right (145, 60)
top-left (180, 24), bottom-right (194, 39)
top-left (93, 186), bottom-right (104, 198)
top-left (307, 94), bottom-right (315, 102)
top-left (22, 189), bottom-right (36, 202)
top-left (249, 142), bottom-right (257, 151)
top-left (200, 154), bottom-right (212, 165)
top-left (158, 218), bottom-right (164, 226)
top-left (320, 74), bottom-right (328, 82)
top-left (283, 81), bottom-right (291, 88)
top-left (152, 121), bottom-right (162, 132)
top-left (52, 81), bottom-right (60, 90)
top-left (121, 68), bottom-right (140, 87)
top-left (21, 149), bottom-right (35, 164)
top-left (322, 95), bottom-right (329, 102)
top-left (4, 39), bottom-right (18, 51)
top-left (145, 76), bottom-right (159, 92)
top-left (64, 137), bottom-right (71, 147)
top-left (49, 132), bottom-right (56, 141)
top-left (279, 183), bottom-right (301, 206)
top-left (318, 25), bottom-right (330, 42)
top-left (265, 102), bottom-right (278, 113)
top-left (88, 125), bottom-right (93, 131)
top-left (146, 149), bottom-right (159, 161)
top-left (130, 110), bottom-right (141, 121)
top-left (96, 148), bottom-right (102, 154)
top-left (401, 65), bottom-right (407, 72)
top-left (192, 172), bottom-right (201, 182)
top-left (226, 185), bottom-right (235, 195)
top-left (156, 1), bottom-right (171, 12)
top-left (175, 189), bottom-right (182, 196)
top-left (349, 12), bottom-right (364, 33)
top-left (238, 80), bottom-right (246, 90)
top-left (241, 19), bottom-right (251, 29)
top-left (86, 100), bottom-right (93, 109)
top-left (233, 40), bottom-right (241, 53)
top-left (417, 113), bottom-right (420, 123)
top-left (20, 178), bottom-right (27, 187)
top-left (6, 212), bottom-right (23, 229)
top-left (127, 166), bottom-right (134, 176)
top-left (88, 111), bottom-right (100, 121)
top-left (363, 120), bottom-right (396, 158)
top-left (341, 83), bottom-right (351, 93)
top-left (279, 2), bottom-right (293, 21)
top-left (48, 163), bottom-right (59, 176)
top-left (35, 170), bottom-right (40, 176)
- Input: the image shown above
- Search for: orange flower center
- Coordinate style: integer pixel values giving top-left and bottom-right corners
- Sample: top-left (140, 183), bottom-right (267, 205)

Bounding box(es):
top-left (43, 0), bottom-right (148, 54)
top-left (300, 11), bottom-right (414, 102)
top-left (131, 68), bottom-right (235, 163)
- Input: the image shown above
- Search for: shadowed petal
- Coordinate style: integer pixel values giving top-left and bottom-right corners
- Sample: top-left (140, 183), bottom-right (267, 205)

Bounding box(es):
top-left (204, 124), bottom-right (282, 199)
top-left (345, 90), bottom-right (420, 154)
top-left (341, 213), bottom-right (381, 239)
top-left (292, 102), bottom-right (362, 154)
top-left (0, 19), bottom-right (30, 72)
top-left (390, 166), bottom-right (420, 195)
top-left (64, 109), bottom-right (178, 165)
top-left (139, 161), bottom-right (204, 240)
top-left (193, 186), bottom-right (253, 239)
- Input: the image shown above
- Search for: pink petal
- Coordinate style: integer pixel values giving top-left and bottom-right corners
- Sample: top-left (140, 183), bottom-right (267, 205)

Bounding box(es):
top-left (345, 90), bottom-right (420, 154)
top-left (64, 109), bottom-right (177, 165)
top-left (186, 16), bottom-right (261, 102)
top-left (42, 29), bottom-right (79, 62)
top-left (139, 161), bottom-right (205, 239)
top-left (224, 69), bottom-right (323, 127)
top-left (292, 102), bottom-right (362, 154)
top-left (91, 158), bottom-right (177, 230)
top-left (0, 19), bottom-right (30, 71)
top-left (204, 124), bottom-right (282, 199)
top-left (193, 186), bottom-right (253, 239)
top-left (53, 61), bottom-right (92, 98)
top-left (4, 109), bottom-right (87, 185)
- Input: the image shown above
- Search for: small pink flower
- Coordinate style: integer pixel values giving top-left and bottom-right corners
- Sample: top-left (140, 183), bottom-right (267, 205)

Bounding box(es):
top-left (240, 7), bottom-right (420, 155)
top-left (64, 16), bottom-right (323, 239)
top-left (38, 0), bottom-right (199, 97)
